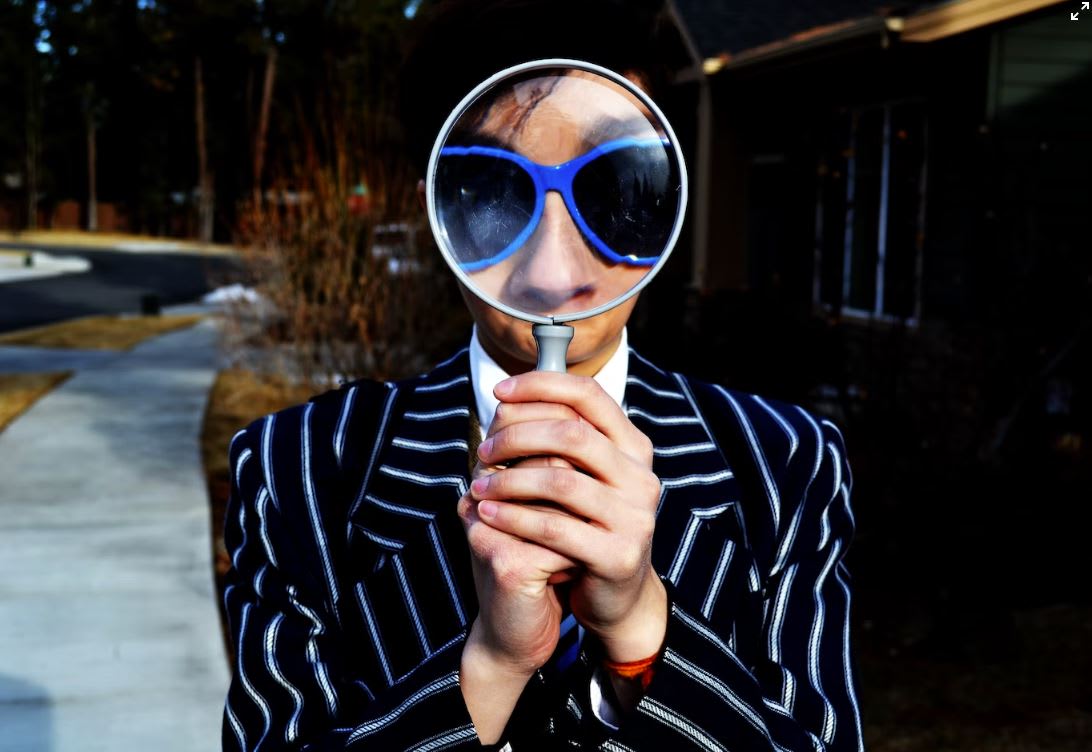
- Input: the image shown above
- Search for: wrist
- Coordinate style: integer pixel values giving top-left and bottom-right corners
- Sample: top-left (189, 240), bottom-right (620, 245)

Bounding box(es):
top-left (462, 619), bottom-right (539, 684)
top-left (460, 623), bottom-right (536, 744)
top-left (597, 574), bottom-right (667, 663)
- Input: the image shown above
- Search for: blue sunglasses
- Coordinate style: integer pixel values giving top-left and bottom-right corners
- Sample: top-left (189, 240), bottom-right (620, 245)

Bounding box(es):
top-left (435, 137), bottom-right (680, 272)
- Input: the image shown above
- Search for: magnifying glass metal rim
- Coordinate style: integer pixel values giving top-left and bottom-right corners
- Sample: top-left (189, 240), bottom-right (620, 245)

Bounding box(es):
top-left (425, 57), bottom-right (689, 326)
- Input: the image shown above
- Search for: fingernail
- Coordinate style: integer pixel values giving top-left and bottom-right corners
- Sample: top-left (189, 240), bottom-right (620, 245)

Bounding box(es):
top-left (477, 437), bottom-right (493, 458)
top-left (471, 477), bottom-right (489, 495)
top-left (494, 377), bottom-right (514, 397)
top-left (478, 500), bottom-right (498, 519)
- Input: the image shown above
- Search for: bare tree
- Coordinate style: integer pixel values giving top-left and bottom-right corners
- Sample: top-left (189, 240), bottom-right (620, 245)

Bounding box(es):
top-left (252, 45), bottom-right (277, 205)
top-left (84, 84), bottom-right (97, 232)
top-left (195, 55), bottom-right (214, 242)
top-left (24, 60), bottom-right (40, 229)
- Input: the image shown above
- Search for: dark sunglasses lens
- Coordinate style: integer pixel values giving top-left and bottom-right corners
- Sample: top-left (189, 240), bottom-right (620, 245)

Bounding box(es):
top-left (572, 145), bottom-right (680, 262)
top-left (436, 154), bottom-right (536, 266)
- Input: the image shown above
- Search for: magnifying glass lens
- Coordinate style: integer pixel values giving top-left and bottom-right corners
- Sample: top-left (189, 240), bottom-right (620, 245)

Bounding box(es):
top-left (427, 62), bottom-right (687, 325)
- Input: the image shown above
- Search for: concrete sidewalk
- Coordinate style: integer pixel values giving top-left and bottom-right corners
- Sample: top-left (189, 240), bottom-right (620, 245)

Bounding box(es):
top-left (0, 319), bottom-right (229, 751)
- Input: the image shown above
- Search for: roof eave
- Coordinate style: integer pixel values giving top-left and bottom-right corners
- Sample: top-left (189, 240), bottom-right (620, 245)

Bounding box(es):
top-left (703, 15), bottom-right (896, 75)
top-left (899, 0), bottom-right (1064, 43)
top-left (701, 0), bottom-right (1066, 75)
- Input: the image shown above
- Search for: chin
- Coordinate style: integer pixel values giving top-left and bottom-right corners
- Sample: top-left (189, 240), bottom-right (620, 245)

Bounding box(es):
top-left (464, 286), bottom-right (636, 374)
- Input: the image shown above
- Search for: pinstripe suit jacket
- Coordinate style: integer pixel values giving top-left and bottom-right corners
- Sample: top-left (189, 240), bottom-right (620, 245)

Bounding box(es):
top-left (222, 346), bottom-right (863, 751)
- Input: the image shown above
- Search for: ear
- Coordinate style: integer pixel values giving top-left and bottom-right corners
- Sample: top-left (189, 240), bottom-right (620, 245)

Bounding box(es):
top-left (416, 179), bottom-right (426, 211)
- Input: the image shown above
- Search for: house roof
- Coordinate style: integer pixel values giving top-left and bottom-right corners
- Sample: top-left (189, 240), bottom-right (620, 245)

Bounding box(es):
top-left (670, 0), bottom-right (1066, 68)
top-left (670, 0), bottom-right (914, 59)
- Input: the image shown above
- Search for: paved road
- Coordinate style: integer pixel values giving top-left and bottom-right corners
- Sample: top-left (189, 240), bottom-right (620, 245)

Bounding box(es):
top-left (0, 243), bottom-right (241, 334)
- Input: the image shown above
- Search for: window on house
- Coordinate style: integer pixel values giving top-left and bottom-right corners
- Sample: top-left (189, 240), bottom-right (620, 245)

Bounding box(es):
top-left (814, 102), bottom-right (927, 322)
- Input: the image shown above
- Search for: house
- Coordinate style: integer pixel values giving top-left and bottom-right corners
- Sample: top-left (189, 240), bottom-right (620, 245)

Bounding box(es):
top-left (650, 8), bottom-right (1091, 740)
top-left (654, 0), bottom-right (1090, 417)
top-left (670, 0), bottom-right (1089, 324)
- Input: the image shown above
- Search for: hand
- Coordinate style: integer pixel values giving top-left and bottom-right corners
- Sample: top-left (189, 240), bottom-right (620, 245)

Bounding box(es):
top-left (469, 372), bottom-right (667, 663)
top-left (457, 401), bottom-right (587, 741)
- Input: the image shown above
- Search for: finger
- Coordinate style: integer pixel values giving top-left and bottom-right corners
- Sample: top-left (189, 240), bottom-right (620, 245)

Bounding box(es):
top-left (479, 419), bottom-right (631, 482)
top-left (477, 498), bottom-right (606, 570)
top-left (510, 455), bottom-right (575, 470)
top-left (487, 401), bottom-right (582, 438)
top-left (494, 372), bottom-right (652, 463)
top-left (460, 493), bottom-right (579, 574)
top-left (475, 404), bottom-right (582, 480)
top-left (470, 467), bottom-right (617, 525)
top-left (470, 446), bottom-right (575, 483)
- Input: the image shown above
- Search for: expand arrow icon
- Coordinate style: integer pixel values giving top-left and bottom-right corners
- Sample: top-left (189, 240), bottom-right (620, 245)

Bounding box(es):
top-left (1083, 2), bottom-right (1090, 9)
top-left (1073, 11), bottom-right (1080, 19)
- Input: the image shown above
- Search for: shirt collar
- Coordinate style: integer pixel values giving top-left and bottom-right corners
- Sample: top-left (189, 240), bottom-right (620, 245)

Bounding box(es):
top-left (469, 325), bottom-right (629, 439)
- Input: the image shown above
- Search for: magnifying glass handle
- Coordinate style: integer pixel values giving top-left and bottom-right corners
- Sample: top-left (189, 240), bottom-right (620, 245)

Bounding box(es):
top-left (532, 324), bottom-right (575, 373)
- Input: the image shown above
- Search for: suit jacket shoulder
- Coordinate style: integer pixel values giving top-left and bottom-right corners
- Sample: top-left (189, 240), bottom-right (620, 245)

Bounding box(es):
top-left (676, 375), bottom-right (853, 575)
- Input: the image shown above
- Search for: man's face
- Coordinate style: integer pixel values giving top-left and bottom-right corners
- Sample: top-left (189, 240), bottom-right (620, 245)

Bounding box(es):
top-left (438, 70), bottom-right (673, 373)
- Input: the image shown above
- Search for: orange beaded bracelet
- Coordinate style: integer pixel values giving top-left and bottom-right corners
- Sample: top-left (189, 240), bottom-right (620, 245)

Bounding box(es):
top-left (603, 653), bottom-right (659, 691)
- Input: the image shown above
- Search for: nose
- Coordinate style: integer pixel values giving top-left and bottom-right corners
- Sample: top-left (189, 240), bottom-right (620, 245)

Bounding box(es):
top-left (502, 192), bottom-right (600, 314)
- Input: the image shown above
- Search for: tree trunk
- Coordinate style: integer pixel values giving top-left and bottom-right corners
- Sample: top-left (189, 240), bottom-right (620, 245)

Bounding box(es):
top-left (253, 46), bottom-right (277, 205)
top-left (24, 63), bottom-right (39, 230)
top-left (86, 106), bottom-right (97, 232)
top-left (195, 55), bottom-right (213, 243)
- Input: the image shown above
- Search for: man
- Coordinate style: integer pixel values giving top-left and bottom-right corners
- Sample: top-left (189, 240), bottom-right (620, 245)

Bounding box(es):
top-left (222, 1), bottom-right (863, 750)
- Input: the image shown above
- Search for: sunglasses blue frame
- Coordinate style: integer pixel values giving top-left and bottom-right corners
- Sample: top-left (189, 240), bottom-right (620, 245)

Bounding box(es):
top-left (438, 137), bottom-right (672, 272)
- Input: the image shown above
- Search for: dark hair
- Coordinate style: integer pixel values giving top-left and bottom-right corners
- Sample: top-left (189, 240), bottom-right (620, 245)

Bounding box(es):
top-left (399, 0), bottom-right (687, 173)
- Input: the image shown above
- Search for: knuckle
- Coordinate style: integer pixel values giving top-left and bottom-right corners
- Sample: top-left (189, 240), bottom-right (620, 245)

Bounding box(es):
top-left (559, 419), bottom-right (587, 449)
top-left (634, 510), bottom-right (657, 545)
top-left (492, 427), bottom-right (515, 457)
top-left (615, 547), bottom-right (644, 577)
top-left (548, 469), bottom-right (579, 498)
top-left (640, 472), bottom-right (662, 502)
top-left (539, 513), bottom-right (565, 545)
top-left (578, 376), bottom-right (598, 399)
top-left (457, 494), bottom-right (474, 523)
top-left (486, 470), bottom-right (507, 495)
top-left (492, 555), bottom-right (522, 590)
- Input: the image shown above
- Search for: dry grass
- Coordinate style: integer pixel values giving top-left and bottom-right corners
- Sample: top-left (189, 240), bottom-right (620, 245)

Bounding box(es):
top-left (0, 372), bottom-right (72, 433)
top-left (0, 229), bottom-right (235, 256)
top-left (202, 368), bottom-right (317, 640)
top-left (0, 314), bottom-right (204, 351)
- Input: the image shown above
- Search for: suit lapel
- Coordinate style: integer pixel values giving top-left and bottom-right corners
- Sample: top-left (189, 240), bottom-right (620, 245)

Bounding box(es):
top-left (626, 349), bottom-right (761, 637)
top-left (344, 349), bottom-right (477, 687)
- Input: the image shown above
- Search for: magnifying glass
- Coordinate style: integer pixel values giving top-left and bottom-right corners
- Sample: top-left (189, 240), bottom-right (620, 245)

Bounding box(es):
top-left (426, 59), bottom-right (688, 372)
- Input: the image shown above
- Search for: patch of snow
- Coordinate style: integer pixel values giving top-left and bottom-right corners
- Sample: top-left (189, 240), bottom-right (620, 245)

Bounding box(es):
top-left (201, 284), bottom-right (264, 305)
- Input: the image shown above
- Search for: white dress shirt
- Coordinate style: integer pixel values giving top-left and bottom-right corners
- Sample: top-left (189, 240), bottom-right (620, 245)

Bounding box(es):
top-left (469, 325), bottom-right (629, 439)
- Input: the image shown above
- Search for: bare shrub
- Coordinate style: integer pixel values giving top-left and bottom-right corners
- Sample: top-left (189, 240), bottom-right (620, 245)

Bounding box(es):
top-left (229, 56), bottom-right (468, 387)
top-left (232, 181), bottom-right (468, 385)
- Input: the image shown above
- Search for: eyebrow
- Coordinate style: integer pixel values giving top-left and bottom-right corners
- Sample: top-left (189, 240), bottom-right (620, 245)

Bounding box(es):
top-left (449, 131), bottom-right (514, 151)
